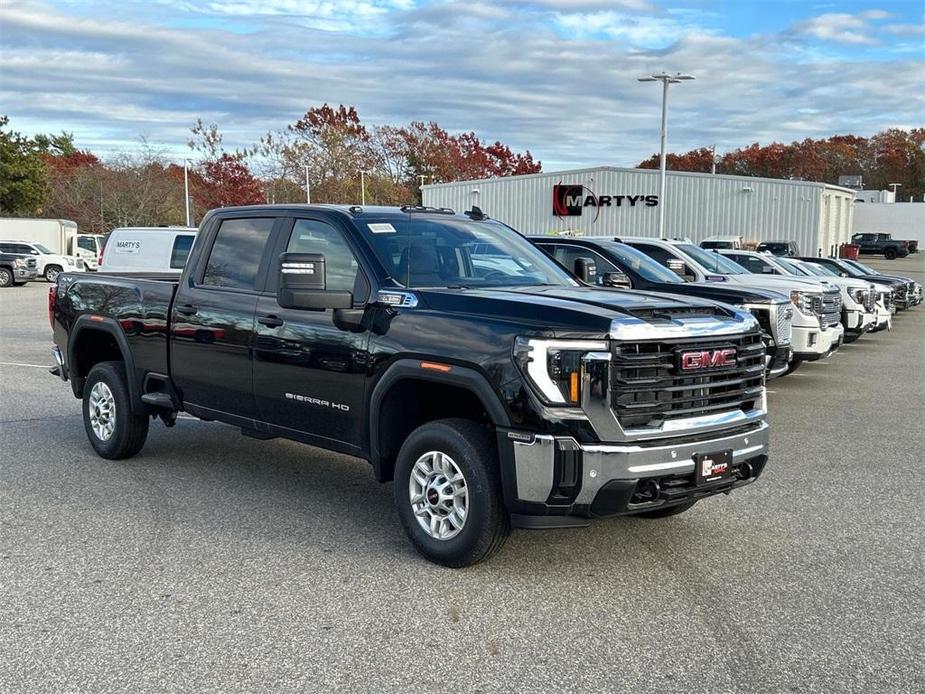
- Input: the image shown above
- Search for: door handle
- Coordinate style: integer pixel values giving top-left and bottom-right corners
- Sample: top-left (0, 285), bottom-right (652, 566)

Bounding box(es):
top-left (176, 304), bottom-right (197, 316)
top-left (258, 314), bottom-right (284, 328)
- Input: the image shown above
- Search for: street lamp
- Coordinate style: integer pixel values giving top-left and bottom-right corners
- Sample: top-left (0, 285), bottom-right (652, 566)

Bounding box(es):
top-left (637, 72), bottom-right (695, 238)
top-left (304, 164), bottom-right (311, 204)
top-left (360, 170), bottom-right (370, 206)
top-left (183, 159), bottom-right (192, 227)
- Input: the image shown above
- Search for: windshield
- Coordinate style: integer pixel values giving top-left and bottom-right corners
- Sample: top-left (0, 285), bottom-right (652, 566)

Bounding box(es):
top-left (773, 257), bottom-right (810, 276)
top-left (844, 259), bottom-right (878, 275)
top-left (800, 261), bottom-right (836, 277)
top-left (361, 217), bottom-right (577, 289)
top-left (677, 244), bottom-right (747, 274)
top-left (608, 242), bottom-right (683, 283)
top-left (33, 243), bottom-right (53, 254)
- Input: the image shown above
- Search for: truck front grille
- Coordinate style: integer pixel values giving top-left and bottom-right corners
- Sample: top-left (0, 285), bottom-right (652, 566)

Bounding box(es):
top-left (610, 332), bottom-right (765, 429)
top-left (775, 304), bottom-right (792, 345)
top-left (26, 258), bottom-right (36, 269)
top-left (863, 290), bottom-right (875, 312)
top-left (813, 290), bottom-right (842, 327)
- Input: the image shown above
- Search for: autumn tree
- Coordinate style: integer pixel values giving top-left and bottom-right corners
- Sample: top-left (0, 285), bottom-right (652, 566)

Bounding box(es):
top-left (638, 129), bottom-right (925, 199)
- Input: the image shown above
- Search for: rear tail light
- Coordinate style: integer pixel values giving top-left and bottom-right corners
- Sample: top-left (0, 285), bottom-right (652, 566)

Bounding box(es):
top-left (98, 245), bottom-right (105, 267)
top-left (48, 285), bottom-right (57, 330)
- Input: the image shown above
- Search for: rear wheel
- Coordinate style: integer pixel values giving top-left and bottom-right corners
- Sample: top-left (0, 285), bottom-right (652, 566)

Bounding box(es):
top-left (82, 361), bottom-right (149, 460)
top-left (394, 418), bottom-right (509, 567)
top-left (44, 265), bottom-right (63, 282)
top-left (884, 248), bottom-right (897, 260)
top-left (0, 268), bottom-right (12, 287)
top-left (633, 500), bottom-right (697, 519)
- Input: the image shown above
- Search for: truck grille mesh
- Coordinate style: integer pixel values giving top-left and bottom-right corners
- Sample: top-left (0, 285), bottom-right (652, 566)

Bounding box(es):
top-left (813, 290), bottom-right (842, 327)
top-left (610, 332), bottom-right (765, 429)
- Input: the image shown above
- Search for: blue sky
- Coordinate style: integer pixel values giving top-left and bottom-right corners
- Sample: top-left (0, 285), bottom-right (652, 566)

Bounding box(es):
top-left (1, 0), bottom-right (923, 170)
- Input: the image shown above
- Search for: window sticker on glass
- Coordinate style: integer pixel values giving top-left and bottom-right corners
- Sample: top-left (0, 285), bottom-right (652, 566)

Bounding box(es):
top-left (368, 223), bottom-right (396, 234)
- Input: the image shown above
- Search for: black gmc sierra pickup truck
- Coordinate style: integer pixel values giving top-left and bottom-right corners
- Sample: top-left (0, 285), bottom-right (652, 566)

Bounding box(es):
top-left (50, 205), bottom-right (770, 566)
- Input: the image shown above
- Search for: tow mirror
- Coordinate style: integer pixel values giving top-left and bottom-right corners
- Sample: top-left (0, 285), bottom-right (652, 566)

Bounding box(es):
top-left (602, 271), bottom-right (631, 289)
top-left (277, 252), bottom-right (352, 310)
top-left (573, 257), bottom-right (597, 283)
top-left (667, 258), bottom-right (695, 281)
top-left (761, 265), bottom-right (775, 274)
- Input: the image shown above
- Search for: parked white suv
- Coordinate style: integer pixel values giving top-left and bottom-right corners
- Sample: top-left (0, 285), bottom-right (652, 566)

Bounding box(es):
top-left (719, 250), bottom-right (877, 343)
top-left (0, 240), bottom-right (86, 282)
top-left (623, 237), bottom-right (844, 372)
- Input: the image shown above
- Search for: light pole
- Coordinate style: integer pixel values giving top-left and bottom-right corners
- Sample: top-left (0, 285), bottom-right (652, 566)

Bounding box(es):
top-left (183, 159), bottom-right (191, 227)
top-left (360, 170), bottom-right (369, 206)
top-left (304, 165), bottom-right (311, 204)
top-left (637, 72), bottom-right (695, 238)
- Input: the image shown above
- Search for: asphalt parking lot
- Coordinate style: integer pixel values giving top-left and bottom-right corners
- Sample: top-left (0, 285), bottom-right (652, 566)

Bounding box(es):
top-left (1, 256), bottom-right (923, 694)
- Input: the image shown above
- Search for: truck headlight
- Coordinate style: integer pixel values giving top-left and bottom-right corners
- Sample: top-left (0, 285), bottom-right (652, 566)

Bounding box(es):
top-left (789, 290), bottom-right (818, 316)
top-left (847, 287), bottom-right (865, 304)
top-left (14, 257), bottom-right (27, 268)
top-left (514, 337), bottom-right (607, 406)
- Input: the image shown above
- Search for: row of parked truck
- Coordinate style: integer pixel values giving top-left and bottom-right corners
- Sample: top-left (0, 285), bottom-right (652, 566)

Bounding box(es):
top-left (44, 204), bottom-right (921, 567)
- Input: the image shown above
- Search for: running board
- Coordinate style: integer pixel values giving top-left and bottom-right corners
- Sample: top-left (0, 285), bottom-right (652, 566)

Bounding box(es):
top-left (141, 392), bottom-right (175, 410)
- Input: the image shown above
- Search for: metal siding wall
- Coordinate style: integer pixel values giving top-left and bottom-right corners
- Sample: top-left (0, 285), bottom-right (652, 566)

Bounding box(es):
top-left (423, 168), bottom-right (832, 248)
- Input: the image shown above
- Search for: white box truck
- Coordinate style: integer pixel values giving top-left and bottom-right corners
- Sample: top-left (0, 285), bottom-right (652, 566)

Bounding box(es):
top-left (0, 218), bottom-right (101, 270)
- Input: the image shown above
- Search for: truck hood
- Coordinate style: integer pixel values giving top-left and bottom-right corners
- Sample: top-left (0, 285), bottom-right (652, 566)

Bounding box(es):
top-left (415, 285), bottom-right (744, 336)
top-left (668, 282), bottom-right (788, 305)
top-left (724, 274), bottom-right (830, 293)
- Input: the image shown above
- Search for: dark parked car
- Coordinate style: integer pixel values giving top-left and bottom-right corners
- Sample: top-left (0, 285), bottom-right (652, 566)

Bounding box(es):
top-left (756, 240), bottom-right (800, 257)
top-left (529, 236), bottom-right (793, 378)
top-left (0, 251), bottom-right (37, 287)
top-left (49, 204), bottom-right (771, 566)
top-left (851, 232), bottom-right (917, 259)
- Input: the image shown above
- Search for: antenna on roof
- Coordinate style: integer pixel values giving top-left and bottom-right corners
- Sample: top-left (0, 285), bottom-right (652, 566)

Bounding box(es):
top-left (465, 205), bottom-right (487, 220)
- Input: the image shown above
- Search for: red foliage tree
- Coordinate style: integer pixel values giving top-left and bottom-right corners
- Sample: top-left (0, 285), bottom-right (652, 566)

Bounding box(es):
top-left (192, 154), bottom-right (264, 211)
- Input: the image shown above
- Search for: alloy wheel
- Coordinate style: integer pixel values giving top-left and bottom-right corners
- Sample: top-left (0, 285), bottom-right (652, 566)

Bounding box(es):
top-left (409, 451), bottom-right (468, 540)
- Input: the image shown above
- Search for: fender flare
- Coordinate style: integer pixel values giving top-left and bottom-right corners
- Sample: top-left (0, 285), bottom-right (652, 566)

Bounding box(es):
top-left (68, 315), bottom-right (143, 412)
top-left (367, 359), bottom-right (512, 477)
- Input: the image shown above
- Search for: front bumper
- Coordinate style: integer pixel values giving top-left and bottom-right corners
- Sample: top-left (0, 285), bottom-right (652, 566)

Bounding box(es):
top-left (14, 268), bottom-right (38, 281)
top-left (766, 344), bottom-right (791, 379)
top-left (508, 421), bottom-right (769, 518)
top-left (791, 323), bottom-right (843, 360)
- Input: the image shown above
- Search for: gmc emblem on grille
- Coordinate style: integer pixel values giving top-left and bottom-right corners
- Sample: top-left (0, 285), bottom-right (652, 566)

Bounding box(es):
top-left (679, 348), bottom-right (737, 370)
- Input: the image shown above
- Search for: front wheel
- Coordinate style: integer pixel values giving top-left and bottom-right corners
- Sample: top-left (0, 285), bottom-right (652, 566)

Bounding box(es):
top-left (884, 248), bottom-right (897, 260)
top-left (0, 268), bottom-right (12, 287)
top-left (785, 358), bottom-right (802, 375)
top-left (44, 265), bottom-right (63, 282)
top-left (394, 419), bottom-right (510, 567)
top-left (82, 361), bottom-right (149, 460)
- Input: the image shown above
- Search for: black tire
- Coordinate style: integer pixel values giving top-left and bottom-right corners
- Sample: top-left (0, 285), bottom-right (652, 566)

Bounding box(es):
top-left (44, 264), bottom-right (63, 282)
top-left (394, 418), bottom-right (510, 567)
top-left (884, 248), bottom-right (897, 260)
top-left (842, 330), bottom-right (861, 344)
top-left (0, 268), bottom-right (12, 287)
top-left (12, 281), bottom-right (28, 287)
top-left (785, 358), bottom-right (802, 375)
top-left (82, 361), bottom-right (149, 460)
top-left (633, 500), bottom-right (697, 519)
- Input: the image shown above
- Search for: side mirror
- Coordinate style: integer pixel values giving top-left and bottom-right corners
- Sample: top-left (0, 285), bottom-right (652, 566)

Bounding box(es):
top-left (573, 257), bottom-right (597, 283)
top-left (667, 259), bottom-right (695, 282)
top-left (761, 265), bottom-right (775, 274)
top-left (277, 252), bottom-right (352, 310)
top-left (601, 271), bottom-right (631, 289)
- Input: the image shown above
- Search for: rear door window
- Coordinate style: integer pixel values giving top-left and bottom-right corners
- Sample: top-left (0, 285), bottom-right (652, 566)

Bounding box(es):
top-left (201, 218), bottom-right (274, 290)
top-left (170, 235), bottom-right (196, 269)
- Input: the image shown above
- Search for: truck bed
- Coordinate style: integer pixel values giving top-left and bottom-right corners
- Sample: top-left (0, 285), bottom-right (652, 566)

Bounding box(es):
top-left (57, 271), bottom-right (179, 380)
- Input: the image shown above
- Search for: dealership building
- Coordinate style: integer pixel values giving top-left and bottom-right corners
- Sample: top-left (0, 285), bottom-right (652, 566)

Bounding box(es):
top-left (422, 166), bottom-right (858, 256)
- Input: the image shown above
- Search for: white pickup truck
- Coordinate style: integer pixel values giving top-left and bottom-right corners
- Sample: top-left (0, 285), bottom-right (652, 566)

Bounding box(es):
top-left (623, 238), bottom-right (843, 373)
top-left (718, 250), bottom-right (879, 342)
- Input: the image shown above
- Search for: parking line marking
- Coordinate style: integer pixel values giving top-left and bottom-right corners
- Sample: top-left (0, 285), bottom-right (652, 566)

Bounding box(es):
top-left (0, 361), bottom-right (50, 368)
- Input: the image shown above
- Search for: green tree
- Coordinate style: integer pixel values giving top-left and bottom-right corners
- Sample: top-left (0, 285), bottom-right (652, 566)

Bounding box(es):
top-left (0, 115), bottom-right (48, 215)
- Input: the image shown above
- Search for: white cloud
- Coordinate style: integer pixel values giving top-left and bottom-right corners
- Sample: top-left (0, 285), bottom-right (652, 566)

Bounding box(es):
top-left (796, 12), bottom-right (876, 45)
top-left (1, 0), bottom-right (923, 170)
